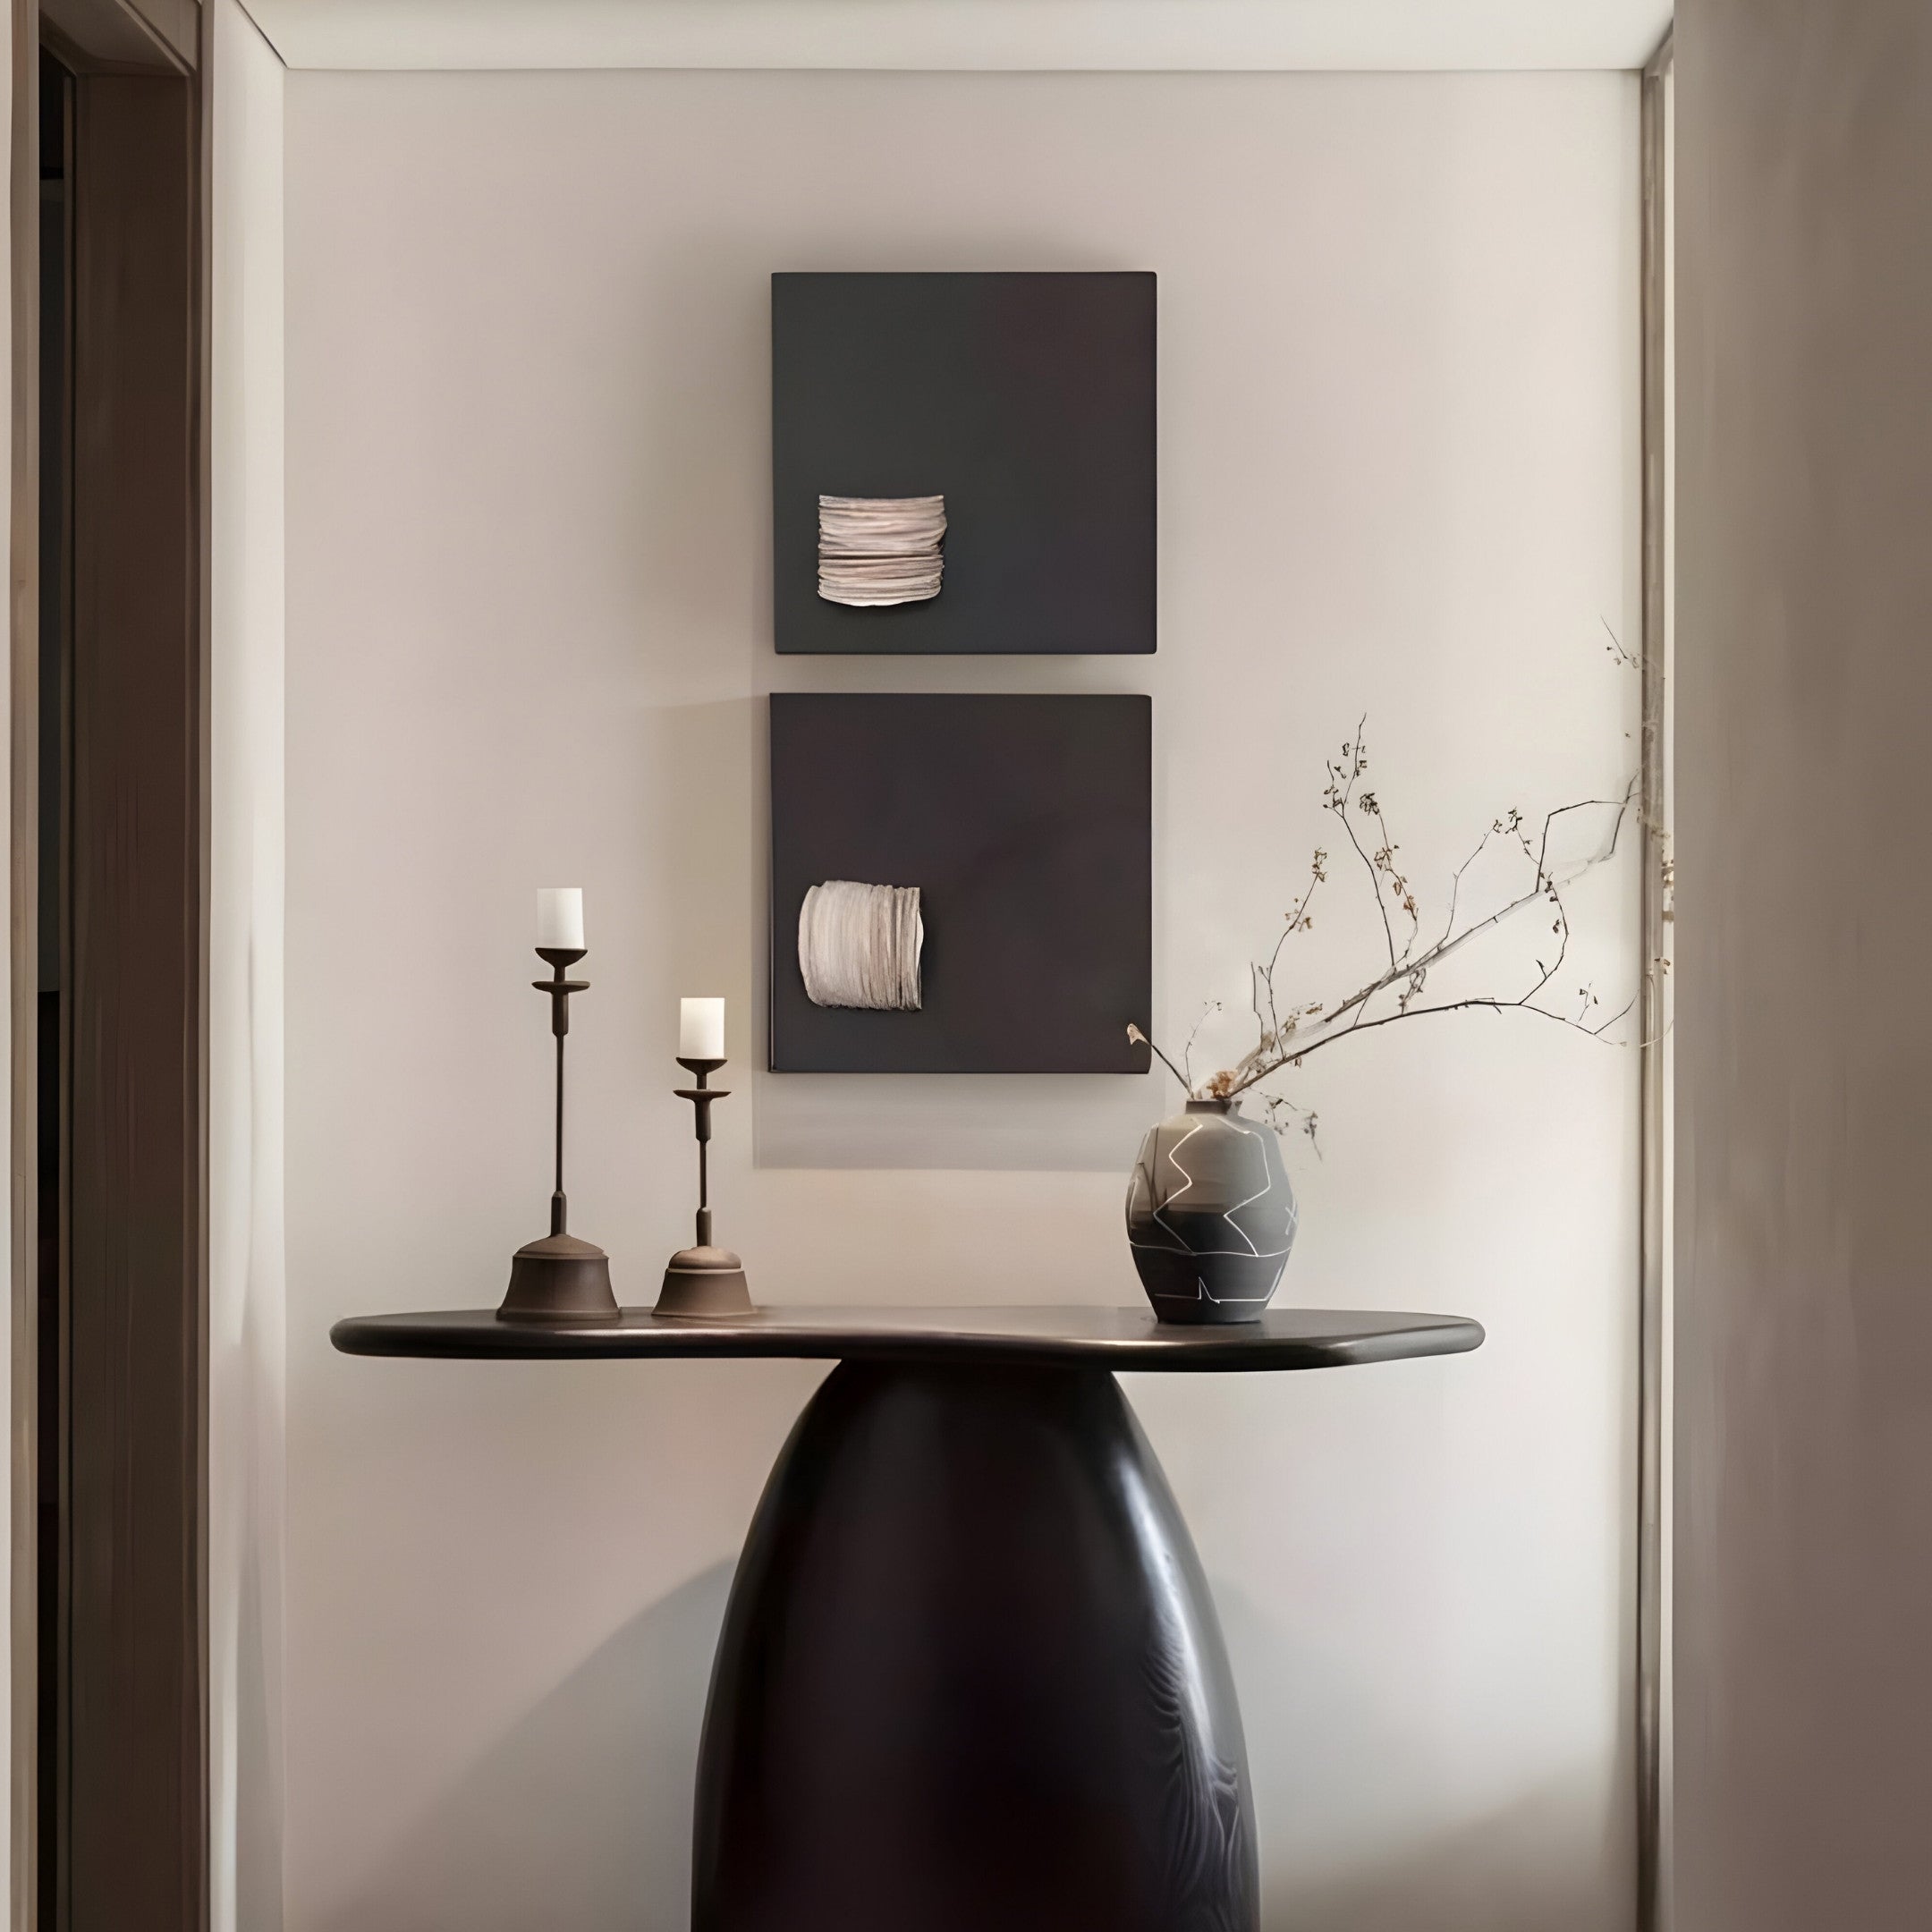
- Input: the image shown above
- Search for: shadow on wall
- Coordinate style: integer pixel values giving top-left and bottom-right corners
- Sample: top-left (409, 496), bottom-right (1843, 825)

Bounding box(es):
top-left (642, 696), bottom-right (1161, 1173)
top-left (318, 1564), bottom-right (733, 1932)
top-left (1208, 1582), bottom-right (1631, 1932)
top-left (1269, 1780), bottom-right (1628, 1932)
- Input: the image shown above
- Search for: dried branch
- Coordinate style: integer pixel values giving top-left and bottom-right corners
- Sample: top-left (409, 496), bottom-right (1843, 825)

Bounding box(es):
top-left (1326, 724), bottom-right (1401, 973)
top-left (1143, 716), bottom-right (1647, 1133)
top-left (1260, 1090), bottom-right (1323, 1157)
top-left (1180, 1002), bottom-right (1219, 1089)
top-left (1126, 1022), bottom-right (1191, 1092)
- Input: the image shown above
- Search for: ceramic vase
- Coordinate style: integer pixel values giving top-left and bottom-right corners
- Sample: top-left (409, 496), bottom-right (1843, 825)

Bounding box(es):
top-left (1126, 1097), bottom-right (1298, 1324)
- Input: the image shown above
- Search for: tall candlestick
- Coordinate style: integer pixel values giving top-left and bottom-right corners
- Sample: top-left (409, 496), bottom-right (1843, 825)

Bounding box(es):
top-left (680, 996), bottom-right (725, 1061)
top-left (496, 919), bottom-right (616, 1325)
top-left (537, 887), bottom-right (585, 952)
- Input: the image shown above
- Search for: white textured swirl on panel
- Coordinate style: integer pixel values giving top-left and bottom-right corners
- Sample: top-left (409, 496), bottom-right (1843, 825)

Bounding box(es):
top-left (798, 880), bottom-right (924, 1010)
top-left (817, 494), bottom-right (946, 606)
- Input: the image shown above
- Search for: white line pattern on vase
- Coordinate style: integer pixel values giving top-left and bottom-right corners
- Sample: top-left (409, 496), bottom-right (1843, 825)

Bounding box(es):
top-left (1136, 1121), bottom-right (1294, 1260)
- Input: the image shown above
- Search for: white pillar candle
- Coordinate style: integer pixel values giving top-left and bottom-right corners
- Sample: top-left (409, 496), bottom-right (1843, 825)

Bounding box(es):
top-left (680, 996), bottom-right (725, 1060)
top-left (537, 887), bottom-right (585, 951)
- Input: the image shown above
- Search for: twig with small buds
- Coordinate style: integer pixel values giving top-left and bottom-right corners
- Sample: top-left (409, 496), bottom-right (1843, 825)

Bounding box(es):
top-left (1131, 712), bottom-right (1651, 1140)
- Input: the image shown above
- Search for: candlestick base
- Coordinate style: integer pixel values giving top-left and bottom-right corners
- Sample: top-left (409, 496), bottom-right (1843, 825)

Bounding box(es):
top-left (498, 1232), bottom-right (620, 1324)
top-left (656, 1245), bottom-right (752, 1319)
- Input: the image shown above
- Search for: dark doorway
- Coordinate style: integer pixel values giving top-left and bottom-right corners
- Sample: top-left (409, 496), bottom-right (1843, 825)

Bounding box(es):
top-left (17, 2), bottom-right (207, 1928)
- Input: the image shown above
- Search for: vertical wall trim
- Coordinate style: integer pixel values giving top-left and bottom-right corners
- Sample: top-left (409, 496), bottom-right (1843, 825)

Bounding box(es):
top-left (1637, 28), bottom-right (1674, 1932)
top-left (4, 5), bottom-right (36, 1927)
top-left (205, 5), bottom-right (286, 1928)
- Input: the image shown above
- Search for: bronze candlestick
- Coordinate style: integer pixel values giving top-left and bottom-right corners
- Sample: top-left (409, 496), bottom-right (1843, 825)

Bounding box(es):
top-left (497, 945), bottom-right (619, 1323)
top-left (656, 1055), bottom-right (752, 1318)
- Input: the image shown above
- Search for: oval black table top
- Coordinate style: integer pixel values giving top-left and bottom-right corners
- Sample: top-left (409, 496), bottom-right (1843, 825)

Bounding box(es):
top-left (329, 1303), bottom-right (1483, 1372)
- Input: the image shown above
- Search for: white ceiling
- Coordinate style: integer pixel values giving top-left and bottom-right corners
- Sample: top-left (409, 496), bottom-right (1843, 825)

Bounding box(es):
top-left (241, 0), bottom-right (1674, 73)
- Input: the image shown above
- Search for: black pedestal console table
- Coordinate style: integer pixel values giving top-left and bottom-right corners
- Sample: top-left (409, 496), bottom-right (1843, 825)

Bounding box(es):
top-left (332, 1304), bottom-right (1482, 1932)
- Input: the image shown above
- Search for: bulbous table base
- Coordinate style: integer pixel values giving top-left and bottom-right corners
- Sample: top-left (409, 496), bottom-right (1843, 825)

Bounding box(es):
top-left (693, 1361), bottom-right (1256, 1932)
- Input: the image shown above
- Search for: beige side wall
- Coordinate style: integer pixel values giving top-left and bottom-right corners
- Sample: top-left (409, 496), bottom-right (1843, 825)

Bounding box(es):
top-left (1674, 4), bottom-right (1932, 1928)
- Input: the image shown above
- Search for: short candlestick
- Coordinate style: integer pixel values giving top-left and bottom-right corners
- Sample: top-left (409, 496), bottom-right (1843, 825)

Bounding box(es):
top-left (656, 1055), bottom-right (752, 1318)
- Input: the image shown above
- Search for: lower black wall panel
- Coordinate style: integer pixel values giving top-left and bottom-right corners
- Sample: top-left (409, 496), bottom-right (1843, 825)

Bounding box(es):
top-left (769, 693), bottom-right (1153, 1073)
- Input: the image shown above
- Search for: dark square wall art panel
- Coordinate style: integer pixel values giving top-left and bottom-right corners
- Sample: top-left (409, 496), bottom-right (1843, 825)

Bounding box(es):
top-left (772, 272), bottom-right (1157, 655)
top-left (769, 694), bottom-right (1153, 1073)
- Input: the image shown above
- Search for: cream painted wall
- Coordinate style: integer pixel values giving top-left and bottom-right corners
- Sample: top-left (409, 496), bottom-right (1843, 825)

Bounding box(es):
top-left (284, 70), bottom-right (1641, 1931)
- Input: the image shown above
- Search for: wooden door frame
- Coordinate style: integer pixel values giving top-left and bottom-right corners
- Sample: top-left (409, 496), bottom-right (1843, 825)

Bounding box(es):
top-left (11, 16), bottom-right (44, 1927)
top-left (9, 2), bottom-right (208, 1928)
